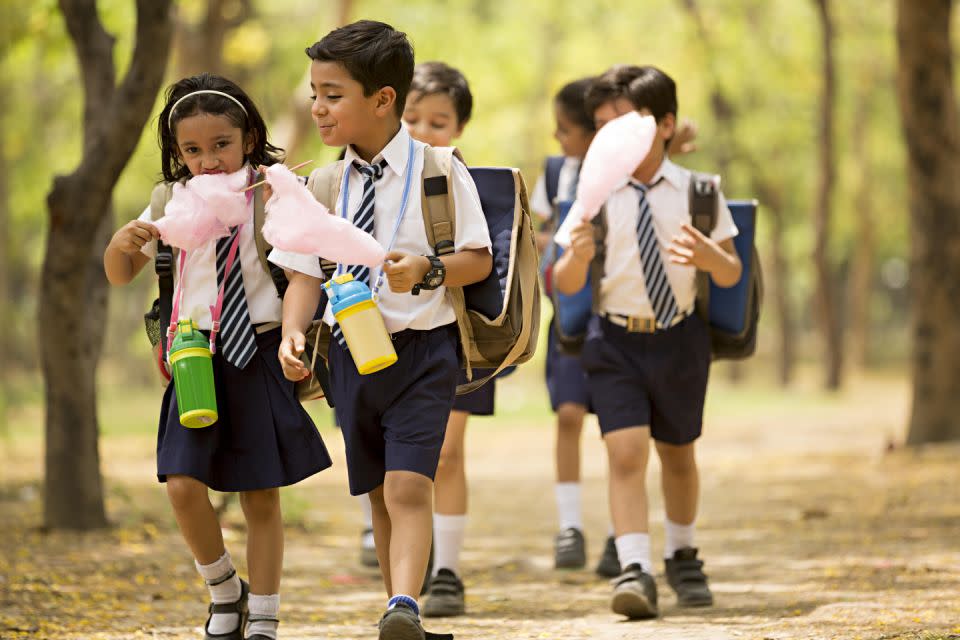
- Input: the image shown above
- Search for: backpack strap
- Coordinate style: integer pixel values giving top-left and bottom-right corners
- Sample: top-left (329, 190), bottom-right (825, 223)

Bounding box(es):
top-left (420, 146), bottom-right (475, 377)
top-left (306, 161), bottom-right (346, 280)
top-left (150, 182), bottom-right (176, 356)
top-left (251, 171), bottom-right (289, 299)
top-left (689, 172), bottom-right (720, 322)
top-left (544, 155), bottom-right (564, 205)
top-left (589, 206), bottom-right (608, 314)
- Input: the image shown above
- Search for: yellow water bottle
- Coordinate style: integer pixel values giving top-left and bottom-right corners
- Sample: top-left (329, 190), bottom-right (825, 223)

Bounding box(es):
top-left (324, 273), bottom-right (398, 374)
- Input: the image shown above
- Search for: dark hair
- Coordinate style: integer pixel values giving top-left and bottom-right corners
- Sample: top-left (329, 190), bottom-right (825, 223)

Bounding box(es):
top-left (585, 65), bottom-right (678, 124)
top-left (554, 77), bottom-right (596, 133)
top-left (305, 20), bottom-right (414, 118)
top-left (410, 61), bottom-right (473, 125)
top-left (158, 73), bottom-right (283, 183)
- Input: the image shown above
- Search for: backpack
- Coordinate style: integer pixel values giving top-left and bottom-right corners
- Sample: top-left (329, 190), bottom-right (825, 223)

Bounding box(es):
top-left (305, 147), bottom-right (541, 394)
top-left (144, 175), bottom-right (333, 402)
top-left (547, 172), bottom-right (763, 360)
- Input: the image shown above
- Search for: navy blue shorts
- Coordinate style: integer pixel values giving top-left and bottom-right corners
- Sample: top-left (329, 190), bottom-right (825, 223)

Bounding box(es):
top-left (329, 323), bottom-right (460, 495)
top-left (579, 313), bottom-right (711, 444)
top-left (452, 369), bottom-right (495, 416)
top-left (157, 328), bottom-right (332, 492)
top-left (544, 325), bottom-right (592, 412)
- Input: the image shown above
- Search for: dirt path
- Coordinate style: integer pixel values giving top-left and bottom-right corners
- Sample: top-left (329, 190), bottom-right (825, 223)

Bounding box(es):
top-left (2, 373), bottom-right (959, 639)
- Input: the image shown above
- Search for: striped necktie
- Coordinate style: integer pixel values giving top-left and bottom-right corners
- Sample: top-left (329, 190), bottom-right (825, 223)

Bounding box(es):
top-left (216, 226), bottom-right (257, 368)
top-left (333, 158), bottom-right (387, 348)
top-left (632, 180), bottom-right (679, 328)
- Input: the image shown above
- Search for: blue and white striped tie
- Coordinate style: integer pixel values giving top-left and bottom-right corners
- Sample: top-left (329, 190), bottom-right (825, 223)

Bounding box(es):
top-left (216, 226), bottom-right (258, 369)
top-left (633, 180), bottom-right (679, 328)
top-left (333, 158), bottom-right (387, 348)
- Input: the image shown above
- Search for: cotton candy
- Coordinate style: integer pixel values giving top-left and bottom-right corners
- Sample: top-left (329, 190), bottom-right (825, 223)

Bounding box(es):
top-left (154, 168), bottom-right (250, 251)
top-left (554, 111), bottom-right (656, 246)
top-left (261, 163), bottom-right (386, 267)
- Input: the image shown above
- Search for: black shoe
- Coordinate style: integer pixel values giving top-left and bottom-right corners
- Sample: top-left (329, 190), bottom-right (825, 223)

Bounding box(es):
top-left (361, 527), bottom-right (379, 567)
top-left (204, 577), bottom-right (248, 640)
top-left (378, 602), bottom-right (425, 640)
top-left (422, 568), bottom-right (466, 618)
top-left (665, 547), bottom-right (714, 607)
top-left (554, 527), bottom-right (586, 569)
top-left (610, 564), bottom-right (658, 619)
top-left (595, 535), bottom-right (622, 578)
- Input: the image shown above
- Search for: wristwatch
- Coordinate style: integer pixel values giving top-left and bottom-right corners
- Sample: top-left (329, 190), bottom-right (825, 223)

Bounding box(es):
top-left (412, 255), bottom-right (446, 295)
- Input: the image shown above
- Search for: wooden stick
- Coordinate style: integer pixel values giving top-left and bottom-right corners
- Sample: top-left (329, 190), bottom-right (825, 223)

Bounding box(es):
top-left (240, 159), bottom-right (314, 192)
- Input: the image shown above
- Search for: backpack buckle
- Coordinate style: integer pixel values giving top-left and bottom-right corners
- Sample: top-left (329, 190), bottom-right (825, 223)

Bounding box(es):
top-left (434, 240), bottom-right (455, 256)
top-left (155, 249), bottom-right (173, 277)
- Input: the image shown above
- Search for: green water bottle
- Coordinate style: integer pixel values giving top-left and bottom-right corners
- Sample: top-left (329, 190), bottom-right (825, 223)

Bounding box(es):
top-left (168, 319), bottom-right (218, 428)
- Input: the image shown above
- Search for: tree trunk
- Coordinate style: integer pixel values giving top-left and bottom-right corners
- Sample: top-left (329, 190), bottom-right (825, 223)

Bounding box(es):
top-left (0, 89), bottom-right (9, 430)
top-left (846, 88), bottom-right (875, 369)
top-left (812, 0), bottom-right (843, 390)
top-left (42, 0), bottom-right (173, 530)
top-left (175, 0), bottom-right (252, 78)
top-left (897, 0), bottom-right (960, 445)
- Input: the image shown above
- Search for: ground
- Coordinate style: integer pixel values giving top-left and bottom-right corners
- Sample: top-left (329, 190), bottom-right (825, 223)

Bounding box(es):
top-left (1, 366), bottom-right (959, 639)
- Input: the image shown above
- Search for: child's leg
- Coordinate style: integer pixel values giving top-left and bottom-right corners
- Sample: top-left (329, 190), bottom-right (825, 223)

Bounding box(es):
top-left (603, 427), bottom-right (653, 573)
top-left (166, 475), bottom-right (243, 635)
top-left (368, 484), bottom-right (393, 595)
top-left (239, 488), bottom-right (283, 639)
top-left (555, 402), bottom-right (586, 529)
top-left (383, 469), bottom-right (434, 598)
top-left (433, 410), bottom-right (469, 576)
top-left (656, 440), bottom-right (699, 554)
top-left (357, 493), bottom-right (377, 566)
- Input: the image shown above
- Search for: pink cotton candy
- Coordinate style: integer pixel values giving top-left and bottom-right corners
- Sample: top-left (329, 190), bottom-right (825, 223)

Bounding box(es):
top-left (154, 168), bottom-right (251, 251)
top-left (555, 111), bottom-right (656, 246)
top-left (261, 163), bottom-right (386, 267)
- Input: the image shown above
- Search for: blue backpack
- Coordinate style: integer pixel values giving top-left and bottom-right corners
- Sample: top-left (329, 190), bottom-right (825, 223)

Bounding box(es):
top-left (544, 170), bottom-right (762, 360)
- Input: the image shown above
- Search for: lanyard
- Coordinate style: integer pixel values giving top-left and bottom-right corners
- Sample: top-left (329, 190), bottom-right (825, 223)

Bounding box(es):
top-left (336, 136), bottom-right (415, 299)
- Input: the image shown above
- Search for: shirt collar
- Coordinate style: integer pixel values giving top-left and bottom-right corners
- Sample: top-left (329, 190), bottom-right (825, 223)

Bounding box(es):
top-left (344, 125), bottom-right (412, 177)
top-left (617, 158), bottom-right (684, 193)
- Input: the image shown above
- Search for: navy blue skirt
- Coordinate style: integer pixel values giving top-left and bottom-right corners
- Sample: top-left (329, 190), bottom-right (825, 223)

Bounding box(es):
top-left (157, 328), bottom-right (332, 492)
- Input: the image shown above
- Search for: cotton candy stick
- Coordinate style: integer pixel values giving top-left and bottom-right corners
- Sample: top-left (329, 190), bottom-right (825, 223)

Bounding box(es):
top-left (554, 111), bottom-right (657, 246)
top-left (261, 163), bottom-right (386, 266)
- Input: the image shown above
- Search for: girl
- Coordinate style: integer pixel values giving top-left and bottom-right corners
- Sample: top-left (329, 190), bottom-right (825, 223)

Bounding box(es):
top-left (104, 73), bottom-right (331, 640)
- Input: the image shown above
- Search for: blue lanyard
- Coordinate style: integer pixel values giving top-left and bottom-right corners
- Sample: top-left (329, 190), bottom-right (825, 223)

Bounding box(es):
top-left (336, 136), bottom-right (416, 299)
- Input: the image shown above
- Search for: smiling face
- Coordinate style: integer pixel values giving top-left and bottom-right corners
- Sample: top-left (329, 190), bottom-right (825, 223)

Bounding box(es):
top-left (402, 90), bottom-right (464, 147)
top-left (553, 102), bottom-right (594, 159)
top-left (174, 112), bottom-right (252, 176)
top-left (309, 59), bottom-right (392, 151)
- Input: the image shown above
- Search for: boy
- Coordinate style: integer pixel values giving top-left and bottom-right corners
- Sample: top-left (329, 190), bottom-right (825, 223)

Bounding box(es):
top-left (553, 65), bottom-right (741, 619)
top-left (270, 21), bottom-right (492, 639)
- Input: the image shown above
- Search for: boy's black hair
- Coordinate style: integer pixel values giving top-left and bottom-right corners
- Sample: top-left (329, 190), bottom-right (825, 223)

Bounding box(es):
top-left (158, 73), bottom-right (283, 183)
top-left (554, 77), bottom-right (597, 134)
top-left (410, 61), bottom-right (473, 125)
top-left (305, 20), bottom-right (414, 118)
top-left (586, 64), bottom-right (678, 125)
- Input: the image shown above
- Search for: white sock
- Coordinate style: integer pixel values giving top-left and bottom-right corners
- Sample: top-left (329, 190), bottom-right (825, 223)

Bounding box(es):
top-left (664, 519), bottom-right (696, 558)
top-left (246, 593), bottom-right (280, 639)
top-left (358, 493), bottom-right (374, 529)
top-left (432, 513), bottom-right (467, 577)
top-left (608, 523), bottom-right (616, 537)
top-left (195, 551), bottom-right (242, 635)
top-left (615, 533), bottom-right (652, 574)
top-left (554, 482), bottom-right (583, 531)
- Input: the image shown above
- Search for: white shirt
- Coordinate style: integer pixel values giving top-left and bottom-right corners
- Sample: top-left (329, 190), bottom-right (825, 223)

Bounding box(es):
top-left (137, 181), bottom-right (283, 330)
top-left (531, 156), bottom-right (582, 221)
top-left (270, 126), bottom-right (492, 334)
top-left (559, 159), bottom-right (738, 318)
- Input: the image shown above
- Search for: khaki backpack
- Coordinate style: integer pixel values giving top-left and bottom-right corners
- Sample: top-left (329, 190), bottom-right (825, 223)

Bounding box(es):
top-left (306, 147), bottom-right (541, 394)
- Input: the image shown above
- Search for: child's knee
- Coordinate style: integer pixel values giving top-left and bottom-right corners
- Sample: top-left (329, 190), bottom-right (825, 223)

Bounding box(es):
top-left (606, 433), bottom-right (650, 476)
top-left (556, 404), bottom-right (586, 435)
top-left (239, 488), bottom-right (280, 521)
top-left (436, 441), bottom-right (465, 475)
top-left (384, 472), bottom-right (432, 511)
top-left (656, 441), bottom-right (698, 475)
top-left (166, 475), bottom-right (207, 511)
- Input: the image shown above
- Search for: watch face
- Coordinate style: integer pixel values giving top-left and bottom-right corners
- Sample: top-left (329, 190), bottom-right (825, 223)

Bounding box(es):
top-left (427, 273), bottom-right (444, 287)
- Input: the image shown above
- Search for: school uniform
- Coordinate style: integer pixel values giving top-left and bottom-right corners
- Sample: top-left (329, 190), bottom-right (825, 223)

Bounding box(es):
top-left (138, 170), bottom-right (332, 492)
top-left (557, 159), bottom-right (737, 443)
top-left (532, 157), bottom-right (593, 412)
top-left (271, 127), bottom-right (492, 495)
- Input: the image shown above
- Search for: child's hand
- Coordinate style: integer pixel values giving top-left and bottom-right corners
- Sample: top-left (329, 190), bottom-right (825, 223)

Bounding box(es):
top-left (258, 165), bottom-right (274, 202)
top-left (383, 251), bottom-right (431, 293)
top-left (278, 331), bottom-right (310, 381)
top-left (668, 223), bottom-right (724, 271)
top-left (672, 118), bottom-right (698, 155)
top-left (109, 220), bottom-right (159, 256)
top-left (568, 219), bottom-right (596, 263)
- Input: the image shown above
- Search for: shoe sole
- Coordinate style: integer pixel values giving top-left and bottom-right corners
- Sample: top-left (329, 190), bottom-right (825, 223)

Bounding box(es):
top-left (677, 594), bottom-right (714, 607)
top-left (422, 595), bottom-right (465, 618)
top-left (555, 554), bottom-right (587, 570)
top-left (379, 613), bottom-right (425, 640)
top-left (611, 589), bottom-right (658, 619)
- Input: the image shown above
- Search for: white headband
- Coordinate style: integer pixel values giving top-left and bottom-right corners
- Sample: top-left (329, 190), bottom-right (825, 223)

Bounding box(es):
top-left (167, 90), bottom-right (249, 129)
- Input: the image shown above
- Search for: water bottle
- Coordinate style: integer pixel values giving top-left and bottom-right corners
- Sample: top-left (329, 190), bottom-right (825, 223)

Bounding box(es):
top-left (325, 273), bottom-right (398, 375)
top-left (168, 319), bottom-right (218, 428)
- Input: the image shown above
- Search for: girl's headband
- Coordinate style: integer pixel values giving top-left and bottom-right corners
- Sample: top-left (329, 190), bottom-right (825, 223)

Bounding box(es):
top-left (167, 90), bottom-right (248, 129)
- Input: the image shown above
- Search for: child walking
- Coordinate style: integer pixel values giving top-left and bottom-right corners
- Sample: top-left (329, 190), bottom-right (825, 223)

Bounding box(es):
top-left (104, 73), bottom-right (332, 640)
top-left (553, 65), bottom-right (740, 619)
top-left (270, 21), bottom-right (492, 640)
